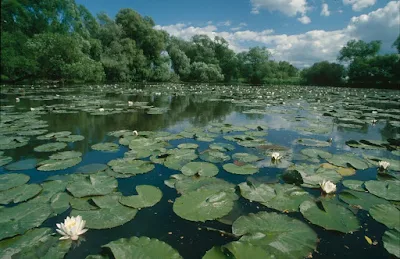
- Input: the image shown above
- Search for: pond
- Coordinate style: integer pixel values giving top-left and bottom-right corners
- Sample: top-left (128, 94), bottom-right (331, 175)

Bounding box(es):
top-left (0, 83), bottom-right (399, 259)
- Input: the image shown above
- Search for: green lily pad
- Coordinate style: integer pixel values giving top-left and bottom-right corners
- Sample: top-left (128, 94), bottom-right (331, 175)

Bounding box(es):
top-left (109, 158), bottom-right (154, 175)
top-left (56, 134), bottom-right (84, 142)
top-left (76, 163), bottom-right (108, 174)
top-left (339, 190), bottom-right (389, 210)
top-left (362, 155), bottom-right (400, 171)
top-left (70, 197), bottom-right (98, 211)
top-left (124, 149), bottom-right (153, 159)
top-left (70, 203), bottom-right (137, 229)
top-left (0, 184), bottom-right (42, 204)
top-left (295, 138), bottom-right (331, 147)
top-left (49, 151), bottom-right (82, 160)
top-left (173, 176), bottom-right (235, 195)
top-left (0, 174), bottom-right (29, 191)
top-left (5, 158), bottom-right (37, 171)
top-left (383, 229), bottom-right (400, 258)
top-left (365, 180), bottom-right (400, 201)
top-left (31, 180), bottom-right (68, 203)
top-left (342, 180), bottom-right (365, 191)
top-left (300, 167), bottom-right (342, 188)
top-left (37, 131), bottom-right (71, 140)
top-left (232, 153), bottom-right (261, 163)
top-left (91, 142), bottom-right (120, 152)
top-left (203, 241), bottom-right (272, 259)
top-left (300, 200), bottom-right (360, 233)
top-left (34, 142), bottom-right (67, 152)
top-left (0, 201), bottom-right (52, 240)
top-left (239, 182), bottom-right (313, 212)
top-left (200, 150), bottom-right (230, 163)
top-left (300, 148), bottom-right (332, 159)
top-left (177, 143), bottom-right (199, 149)
top-left (119, 185), bottom-right (162, 208)
top-left (37, 157), bottom-right (82, 171)
top-left (223, 163), bottom-right (259, 175)
top-left (181, 162), bottom-right (219, 177)
top-left (103, 236), bottom-right (182, 259)
top-left (0, 136), bottom-right (29, 150)
top-left (325, 154), bottom-right (369, 170)
top-left (0, 156), bottom-right (12, 166)
top-left (173, 189), bottom-right (235, 222)
top-left (67, 174), bottom-right (118, 198)
top-left (209, 143), bottom-right (235, 152)
top-left (369, 204), bottom-right (400, 230)
top-left (50, 192), bottom-right (71, 215)
top-left (232, 211), bottom-right (317, 258)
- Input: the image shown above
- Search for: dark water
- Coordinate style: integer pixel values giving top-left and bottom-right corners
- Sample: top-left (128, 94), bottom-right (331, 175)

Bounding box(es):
top-left (0, 84), bottom-right (399, 258)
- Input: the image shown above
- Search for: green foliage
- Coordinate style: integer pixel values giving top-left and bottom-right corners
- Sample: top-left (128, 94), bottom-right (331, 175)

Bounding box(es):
top-left (338, 40), bottom-right (381, 62)
top-left (301, 61), bottom-right (345, 86)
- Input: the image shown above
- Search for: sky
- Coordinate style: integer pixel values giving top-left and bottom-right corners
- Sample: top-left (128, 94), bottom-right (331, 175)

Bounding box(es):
top-left (76, 0), bottom-right (399, 67)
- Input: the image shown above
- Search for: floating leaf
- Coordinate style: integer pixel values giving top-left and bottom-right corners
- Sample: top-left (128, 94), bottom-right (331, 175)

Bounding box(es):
top-left (103, 236), bottom-right (182, 259)
top-left (37, 157), bottom-right (82, 171)
top-left (181, 162), bottom-right (219, 177)
top-left (325, 154), bottom-right (369, 170)
top-left (0, 136), bottom-right (29, 150)
top-left (119, 185), bottom-right (162, 208)
top-left (365, 235), bottom-right (373, 245)
top-left (339, 190), bottom-right (389, 210)
top-left (173, 189), bottom-right (235, 222)
top-left (223, 163), bottom-right (259, 175)
top-left (232, 211), bottom-right (317, 258)
top-left (109, 158), bottom-right (154, 175)
top-left (5, 158), bottom-right (37, 171)
top-left (91, 142), bottom-right (120, 152)
top-left (173, 176), bottom-right (235, 195)
top-left (300, 200), bottom-right (360, 233)
top-left (295, 138), bottom-right (331, 147)
top-left (0, 156), bottom-right (12, 167)
top-left (0, 174), bottom-right (29, 192)
top-left (365, 180), bottom-right (400, 201)
top-left (369, 204), bottom-right (400, 230)
top-left (200, 150), bottom-right (230, 163)
top-left (342, 180), bottom-right (365, 191)
top-left (57, 134), bottom-right (85, 142)
top-left (209, 143), bottom-right (235, 152)
top-left (0, 201), bottom-right (52, 240)
top-left (67, 174), bottom-right (118, 198)
top-left (49, 151), bottom-right (82, 160)
top-left (34, 142), bottom-right (67, 152)
top-left (50, 192), bottom-right (71, 215)
top-left (37, 131), bottom-right (71, 140)
top-left (177, 143), bottom-right (198, 149)
top-left (203, 241), bottom-right (272, 259)
top-left (300, 148), bottom-right (332, 159)
top-left (76, 163), bottom-right (108, 174)
top-left (0, 184), bottom-right (42, 204)
top-left (383, 229), bottom-right (400, 258)
top-left (232, 153), bottom-right (261, 163)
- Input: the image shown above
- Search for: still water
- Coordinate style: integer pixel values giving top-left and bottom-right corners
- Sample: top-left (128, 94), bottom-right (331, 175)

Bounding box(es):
top-left (0, 83), bottom-right (399, 258)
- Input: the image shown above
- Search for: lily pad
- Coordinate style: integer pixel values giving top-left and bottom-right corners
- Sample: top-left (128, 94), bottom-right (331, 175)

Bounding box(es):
top-left (70, 203), bottom-right (137, 229)
top-left (50, 192), bottom-right (71, 215)
top-left (300, 200), bottom-right (360, 233)
top-left (232, 153), bottom-right (261, 163)
top-left (209, 143), bottom-right (235, 152)
top-left (173, 189), bottom-right (235, 222)
top-left (0, 136), bottom-right (29, 150)
top-left (57, 134), bottom-right (85, 142)
top-left (0, 156), bottom-right (12, 167)
top-left (109, 158), bottom-right (154, 175)
top-left (369, 204), bottom-right (400, 230)
top-left (295, 138), bottom-right (331, 147)
top-left (76, 163), bottom-right (108, 174)
top-left (365, 180), bottom-right (400, 201)
top-left (0, 174), bottom-right (30, 192)
top-left (91, 142), bottom-right (120, 152)
top-left (67, 174), bottom-right (118, 198)
top-left (34, 142), bottom-right (67, 152)
top-left (5, 158), bottom-right (37, 171)
top-left (203, 241), bottom-right (272, 259)
top-left (200, 150), bottom-right (230, 163)
top-left (49, 151), bottom-right (82, 160)
top-left (339, 190), bottom-right (389, 210)
top-left (300, 148), bottom-right (332, 159)
top-left (177, 143), bottom-right (199, 149)
top-left (181, 162), bottom-right (219, 177)
top-left (383, 229), bottom-right (400, 258)
top-left (342, 180), bottom-right (365, 191)
top-left (325, 154), bottom-right (369, 170)
top-left (37, 157), bottom-right (82, 171)
top-left (0, 201), bottom-right (52, 240)
top-left (174, 176), bottom-right (235, 195)
top-left (0, 184), bottom-right (42, 204)
top-left (37, 131), bottom-right (71, 140)
top-left (119, 185), bottom-right (162, 209)
top-left (223, 163), bottom-right (259, 175)
top-left (103, 236), bottom-right (182, 259)
top-left (232, 211), bottom-right (317, 258)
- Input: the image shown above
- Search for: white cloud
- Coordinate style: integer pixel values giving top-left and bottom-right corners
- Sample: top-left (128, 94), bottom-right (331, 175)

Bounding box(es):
top-left (321, 3), bottom-right (330, 16)
top-left (250, 0), bottom-right (308, 16)
top-left (298, 15), bottom-right (311, 24)
top-left (343, 0), bottom-right (376, 11)
top-left (218, 20), bottom-right (232, 26)
top-left (155, 1), bottom-right (399, 67)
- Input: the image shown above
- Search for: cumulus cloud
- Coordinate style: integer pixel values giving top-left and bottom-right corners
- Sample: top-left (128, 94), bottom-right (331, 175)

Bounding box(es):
top-left (155, 1), bottom-right (399, 67)
top-left (250, 0), bottom-right (308, 16)
top-left (343, 0), bottom-right (376, 11)
top-left (298, 15), bottom-right (311, 24)
top-left (218, 20), bottom-right (232, 26)
top-left (321, 3), bottom-right (330, 16)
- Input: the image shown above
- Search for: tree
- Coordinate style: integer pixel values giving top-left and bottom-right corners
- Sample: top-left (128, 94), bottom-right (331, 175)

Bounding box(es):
top-left (168, 47), bottom-right (191, 80)
top-left (338, 40), bottom-right (381, 62)
top-left (301, 61), bottom-right (345, 86)
top-left (189, 62), bottom-right (224, 82)
top-left (238, 47), bottom-right (271, 84)
top-left (393, 34), bottom-right (400, 54)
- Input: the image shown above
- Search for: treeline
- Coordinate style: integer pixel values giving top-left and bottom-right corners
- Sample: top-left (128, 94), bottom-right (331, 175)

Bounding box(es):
top-left (1, 0), bottom-right (399, 87)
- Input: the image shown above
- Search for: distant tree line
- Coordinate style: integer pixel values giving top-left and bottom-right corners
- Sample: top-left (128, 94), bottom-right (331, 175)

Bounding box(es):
top-left (1, 0), bottom-right (399, 88)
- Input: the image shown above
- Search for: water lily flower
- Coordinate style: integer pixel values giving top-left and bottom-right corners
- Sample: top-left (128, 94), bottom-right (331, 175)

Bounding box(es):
top-left (133, 130), bottom-right (138, 136)
top-left (128, 101), bottom-right (133, 106)
top-left (378, 161), bottom-right (390, 170)
top-left (271, 152), bottom-right (282, 160)
top-left (320, 180), bottom-right (336, 194)
top-left (99, 108), bottom-right (104, 112)
top-left (56, 215), bottom-right (88, 240)
top-left (16, 97), bottom-right (20, 102)
top-left (30, 108), bottom-right (35, 111)
top-left (371, 119), bottom-right (377, 124)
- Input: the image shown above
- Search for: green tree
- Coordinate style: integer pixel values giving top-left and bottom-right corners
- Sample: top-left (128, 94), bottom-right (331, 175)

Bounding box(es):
top-left (392, 34), bottom-right (400, 54)
top-left (301, 61), bottom-right (345, 86)
top-left (238, 47), bottom-right (271, 84)
top-left (338, 40), bottom-right (381, 62)
top-left (189, 62), bottom-right (224, 82)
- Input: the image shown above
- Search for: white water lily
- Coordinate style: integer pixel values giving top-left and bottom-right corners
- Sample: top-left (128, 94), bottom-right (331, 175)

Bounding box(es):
top-left (128, 101), bottom-right (133, 106)
top-left (133, 130), bottom-right (138, 136)
top-left (320, 180), bottom-right (336, 194)
top-left (30, 107), bottom-right (35, 111)
top-left (99, 108), bottom-right (104, 112)
top-left (271, 152), bottom-right (282, 160)
top-left (16, 97), bottom-right (20, 102)
top-left (371, 119), bottom-right (377, 124)
top-left (378, 161), bottom-right (390, 170)
top-left (56, 215), bottom-right (88, 240)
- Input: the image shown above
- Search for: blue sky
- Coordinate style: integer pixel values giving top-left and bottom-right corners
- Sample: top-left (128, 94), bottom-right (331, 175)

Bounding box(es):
top-left (76, 0), bottom-right (399, 67)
